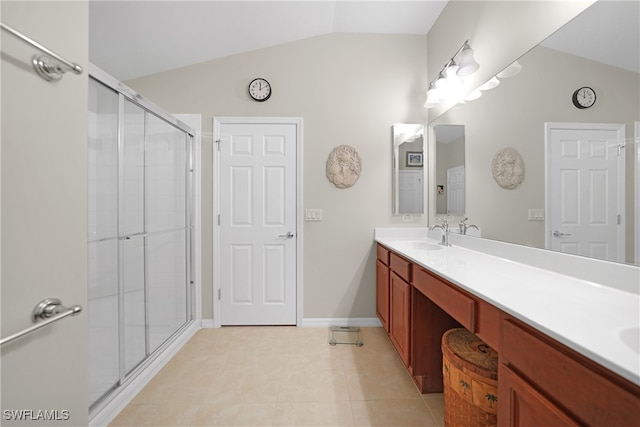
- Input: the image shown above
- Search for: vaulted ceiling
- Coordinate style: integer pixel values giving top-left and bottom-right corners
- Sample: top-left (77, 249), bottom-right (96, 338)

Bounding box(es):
top-left (89, 1), bottom-right (638, 83)
top-left (89, 1), bottom-right (447, 81)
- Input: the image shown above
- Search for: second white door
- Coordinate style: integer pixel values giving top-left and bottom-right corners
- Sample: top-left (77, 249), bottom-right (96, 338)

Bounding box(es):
top-left (546, 122), bottom-right (625, 262)
top-left (217, 120), bottom-right (298, 325)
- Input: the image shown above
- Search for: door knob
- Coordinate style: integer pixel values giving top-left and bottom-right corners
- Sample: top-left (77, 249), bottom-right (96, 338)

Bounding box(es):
top-left (552, 230), bottom-right (572, 238)
top-left (278, 232), bottom-right (295, 239)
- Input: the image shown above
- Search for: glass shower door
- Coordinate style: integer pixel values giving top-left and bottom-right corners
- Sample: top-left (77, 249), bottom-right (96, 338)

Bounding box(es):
top-left (146, 114), bottom-right (188, 352)
top-left (121, 99), bottom-right (146, 375)
top-left (88, 79), bottom-right (120, 405)
top-left (88, 72), bottom-right (193, 411)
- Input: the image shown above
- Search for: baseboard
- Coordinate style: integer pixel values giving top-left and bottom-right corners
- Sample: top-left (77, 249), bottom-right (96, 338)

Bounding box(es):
top-left (201, 318), bottom-right (216, 328)
top-left (301, 317), bottom-right (382, 328)
top-left (89, 321), bottom-right (200, 427)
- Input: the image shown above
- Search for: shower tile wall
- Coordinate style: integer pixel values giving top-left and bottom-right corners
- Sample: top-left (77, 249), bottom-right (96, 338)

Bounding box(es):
top-left (88, 77), bottom-right (191, 409)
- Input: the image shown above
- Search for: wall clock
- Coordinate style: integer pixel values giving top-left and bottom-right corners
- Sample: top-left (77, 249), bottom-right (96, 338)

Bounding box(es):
top-left (572, 86), bottom-right (596, 109)
top-left (248, 78), bottom-right (271, 102)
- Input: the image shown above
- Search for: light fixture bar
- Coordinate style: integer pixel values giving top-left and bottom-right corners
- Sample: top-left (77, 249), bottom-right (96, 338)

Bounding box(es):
top-left (424, 40), bottom-right (479, 108)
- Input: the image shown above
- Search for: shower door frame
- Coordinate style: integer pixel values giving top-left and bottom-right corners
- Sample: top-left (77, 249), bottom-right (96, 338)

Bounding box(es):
top-left (88, 65), bottom-right (199, 415)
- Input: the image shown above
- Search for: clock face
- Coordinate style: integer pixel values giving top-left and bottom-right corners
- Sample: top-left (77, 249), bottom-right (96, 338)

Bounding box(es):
top-left (248, 78), bottom-right (271, 102)
top-left (572, 86), bottom-right (596, 109)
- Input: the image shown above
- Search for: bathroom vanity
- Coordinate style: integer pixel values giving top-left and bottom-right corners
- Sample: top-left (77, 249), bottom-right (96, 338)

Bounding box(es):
top-left (375, 228), bottom-right (640, 426)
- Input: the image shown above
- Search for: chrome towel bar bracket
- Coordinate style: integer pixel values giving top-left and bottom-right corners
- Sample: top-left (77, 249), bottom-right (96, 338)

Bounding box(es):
top-left (1, 22), bottom-right (83, 81)
top-left (0, 298), bottom-right (82, 346)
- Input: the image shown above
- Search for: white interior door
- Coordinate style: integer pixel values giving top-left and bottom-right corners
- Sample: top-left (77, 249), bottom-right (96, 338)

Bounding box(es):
top-left (546, 123), bottom-right (625, 262)
top-left (217, 120), bottom-right (298, 325)
top-left (447, 165), bottom-right (465, 215)
top-left (398, 170), bottom-right (423, 214)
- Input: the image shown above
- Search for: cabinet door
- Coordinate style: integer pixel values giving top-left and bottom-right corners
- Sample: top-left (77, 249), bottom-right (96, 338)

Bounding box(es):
top-left (390, 271), bottom-right (411, 367)
top-left (376, 260), bottom-right (390, 333)
top-left (499, 365), bottom-right (580, 427)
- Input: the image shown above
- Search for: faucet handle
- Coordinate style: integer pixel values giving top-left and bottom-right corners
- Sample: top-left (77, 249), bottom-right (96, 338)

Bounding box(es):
top-left (459, 217), bottom-right (469, 225)
top-left (436, 216), bottom-right (449, 225)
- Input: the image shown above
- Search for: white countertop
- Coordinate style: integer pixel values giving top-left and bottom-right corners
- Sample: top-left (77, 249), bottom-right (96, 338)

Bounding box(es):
top-left (375, 228), bottom-right (640, 386)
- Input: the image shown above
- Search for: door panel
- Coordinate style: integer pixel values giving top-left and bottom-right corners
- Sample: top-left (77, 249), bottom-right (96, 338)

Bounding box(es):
top-left (447, 165), bottom-right (465, 215)
top-left (219, 122), bottom-right (297, 325)
top-left (122, 238), bottom-right (146, 374)
top-left (121, 99), bottom-right (145, 236)
top-left (547, 124), bottom-right (624, 262)
top-left (147, 231), bottom-right (188, 353)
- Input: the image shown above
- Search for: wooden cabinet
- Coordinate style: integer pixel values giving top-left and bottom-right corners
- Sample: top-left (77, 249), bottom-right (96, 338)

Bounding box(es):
top-left (374, 242), bottom-right (640, 424)
top-left (389, 271), bottom-right (411, 367)
top-left (499, 364), bottom-right (580, 427)
top-left (388, 250), bottom-right (412, 368)
top-left (413, 266), bottom-right (476, 331)
top-left (499, 316), bottom-right (640, 426)
top-left (375, 246), bottom-right (390, 332)
top-left (377, 245), bottom-right (412, 368)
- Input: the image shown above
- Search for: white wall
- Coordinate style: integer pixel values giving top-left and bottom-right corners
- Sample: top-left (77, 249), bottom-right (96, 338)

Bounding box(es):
top-left (127, 33), bottom-right (430, 320)
top-left (1, 1), bottom-right (89, 425)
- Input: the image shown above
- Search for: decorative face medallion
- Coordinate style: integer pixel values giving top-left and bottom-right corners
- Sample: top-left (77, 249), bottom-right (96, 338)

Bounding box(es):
top-left (326, 145), bottom-right (362, 189)
top-left (491, 147), bottom-right (524, 190)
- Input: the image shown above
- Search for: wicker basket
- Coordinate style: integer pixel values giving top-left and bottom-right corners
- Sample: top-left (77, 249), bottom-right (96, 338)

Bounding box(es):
top-left (442, 328), bottom-right (499, 427)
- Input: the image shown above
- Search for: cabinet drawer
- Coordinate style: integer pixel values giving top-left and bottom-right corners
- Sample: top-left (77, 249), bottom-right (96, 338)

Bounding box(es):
top-left (501, 318), bottom-right (640, 426)
top-left (476, 299), bottom-right (500, 350)
top-left (389, 252), bottom-right (412, 283)
top-left (413, 267), bottom-right (476, 332)
top-left (376, 244), bottom-right (390, 266)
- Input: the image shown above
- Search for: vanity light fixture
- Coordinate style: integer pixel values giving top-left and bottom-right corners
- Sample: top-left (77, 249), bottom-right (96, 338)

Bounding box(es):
top-left (424, 40), bottom-right (480, 109)
top-left (496, 60), bottom-right (522, 79)
top-left (479, 76), bottom-right (500, 91)
top-left (424, 82), bottom-right (442, 108)
top-left (464, 89), bottom-right (482, 101)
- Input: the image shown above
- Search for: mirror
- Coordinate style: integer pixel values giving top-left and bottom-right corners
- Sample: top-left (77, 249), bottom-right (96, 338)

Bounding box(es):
top-left (434, 125), bottom-right (465, 215)
top-left (392, 124), bottom-right (424, 215)
top-left (429, 0), bottom-right (639, 265)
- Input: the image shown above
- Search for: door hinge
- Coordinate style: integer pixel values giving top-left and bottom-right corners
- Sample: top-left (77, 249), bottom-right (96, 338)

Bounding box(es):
top-left (618, 214), bottom-right (621, 225)
top-left (218, 288), bottom-right (221, 301)
top-left (215, 139), bottom-right (221, 151)
top-left (217, 214), bottom-right (221, 226)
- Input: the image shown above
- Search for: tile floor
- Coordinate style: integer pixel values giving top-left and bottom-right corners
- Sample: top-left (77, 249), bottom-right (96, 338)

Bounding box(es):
top-left (109, 327), bottom-right (444, 426)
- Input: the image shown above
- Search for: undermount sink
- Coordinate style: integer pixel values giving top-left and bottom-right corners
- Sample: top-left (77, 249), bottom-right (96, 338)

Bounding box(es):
top-left (398, 240), bottom-right (443, 251)
top-left (620, 327), bottom-right (639, 354)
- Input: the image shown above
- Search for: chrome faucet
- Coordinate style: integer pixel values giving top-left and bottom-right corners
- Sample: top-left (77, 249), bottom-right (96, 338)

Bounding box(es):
top-left (430, 217), bottom-right (451, 246)
top-left (459, 217), bottom-right (479, 235)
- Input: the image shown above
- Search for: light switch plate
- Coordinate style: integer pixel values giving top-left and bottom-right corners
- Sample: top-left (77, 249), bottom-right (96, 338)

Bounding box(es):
top-left (528, 208), bottom-right (545, 221)
top-left (305, 208), bottom-right (323, 221)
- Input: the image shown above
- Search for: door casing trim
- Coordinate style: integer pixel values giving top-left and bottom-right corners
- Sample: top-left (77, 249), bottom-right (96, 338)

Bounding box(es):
top-left (212, 117), bottom-right (304, 327)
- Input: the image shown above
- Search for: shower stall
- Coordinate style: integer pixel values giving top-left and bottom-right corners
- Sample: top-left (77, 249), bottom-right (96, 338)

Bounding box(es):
top-left (88, 66), bottom-right (195, 411)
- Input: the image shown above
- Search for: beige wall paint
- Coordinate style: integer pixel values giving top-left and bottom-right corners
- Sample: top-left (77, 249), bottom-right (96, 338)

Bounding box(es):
top-left (1, 1), bottom-right (89, 425)
top-left (127, 33), bottom-right (429, 319)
